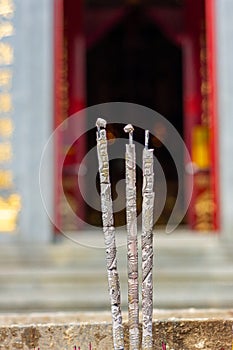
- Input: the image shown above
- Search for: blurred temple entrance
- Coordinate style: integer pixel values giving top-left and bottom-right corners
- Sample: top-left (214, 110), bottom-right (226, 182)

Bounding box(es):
top-left (54, 0), bottom-right (220, 233)
top-left (86, 4), bottom-right (183, 227)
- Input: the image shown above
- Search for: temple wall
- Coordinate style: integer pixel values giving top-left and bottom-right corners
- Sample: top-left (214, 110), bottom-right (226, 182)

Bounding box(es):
top-left (0, 0), bottom-right (54, 242)
top-left (216, 0), bottom-right (233, 241)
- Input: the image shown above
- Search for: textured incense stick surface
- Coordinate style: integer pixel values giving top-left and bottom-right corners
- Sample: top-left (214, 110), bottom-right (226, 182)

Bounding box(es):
top-left (142, 146), bottom-right (154, 350)
top-left (96, 119), bottom-right (124, 350)
top-left (124, 125), bottom-right (139, 350)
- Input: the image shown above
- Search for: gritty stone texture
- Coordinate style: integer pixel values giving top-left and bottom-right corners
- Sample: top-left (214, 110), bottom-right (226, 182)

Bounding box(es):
top-left (0, 310), bottom-right (232, 349)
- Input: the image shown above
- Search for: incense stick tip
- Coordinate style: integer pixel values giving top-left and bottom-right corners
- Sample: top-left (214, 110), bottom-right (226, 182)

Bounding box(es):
top-left (96, 118), bottom-right (107, 129)
top-left (124, 124), bottom-right (134, 133)
top-left (145, 129), bottom-right (149, 149)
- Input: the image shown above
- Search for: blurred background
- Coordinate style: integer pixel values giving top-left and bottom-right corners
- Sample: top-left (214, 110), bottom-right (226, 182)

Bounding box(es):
top-left (0, 0), bottom-right (233, 313)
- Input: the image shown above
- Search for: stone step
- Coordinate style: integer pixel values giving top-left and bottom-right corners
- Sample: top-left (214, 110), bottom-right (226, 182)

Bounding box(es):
top-left (0, 310), bottom-right (232, 350)
top-left (0, 233), bottom-right (232, 312)
top-left (0, 280), bottom-right (232, 311)
top-left (0, 265), bottom-right (233, 283)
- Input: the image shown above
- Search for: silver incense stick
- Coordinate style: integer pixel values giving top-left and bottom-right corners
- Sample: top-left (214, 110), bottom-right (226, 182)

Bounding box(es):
top-left (142, 130), bottom-right (154, 350)
top-left (124, 124), bottom-right (139, 350)
top-left (96, 118), bottom-right (124, 350)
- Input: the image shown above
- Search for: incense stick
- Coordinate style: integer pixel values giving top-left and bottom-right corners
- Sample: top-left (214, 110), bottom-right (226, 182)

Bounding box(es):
top-left (124, 124), bottom-right (139, 350)
top-left (142, 130), bottom-right (154, 350)
top-left (96, 118), bottom-right (124, 350)
top-left (162, 342), bottom-right (167, 350)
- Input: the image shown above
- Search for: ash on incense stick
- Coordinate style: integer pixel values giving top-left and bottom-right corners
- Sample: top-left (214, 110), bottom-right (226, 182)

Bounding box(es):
top-left (96, 120), bottom-right (155, 350)
top-left (141, 130), bottom-right (154, 350)
top-left (96, 118), bottom-right (125, 350)
top-left (124, 124), bottom-right (140, 350)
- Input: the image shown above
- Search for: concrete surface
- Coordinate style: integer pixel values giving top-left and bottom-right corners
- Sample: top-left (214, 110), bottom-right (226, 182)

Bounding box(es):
top-left (0, 309), bottom-right (233, 349)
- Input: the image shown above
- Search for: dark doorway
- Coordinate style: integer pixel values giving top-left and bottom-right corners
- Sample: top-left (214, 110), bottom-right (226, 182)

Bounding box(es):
top-left (85, 4), bottom-right (184, 227)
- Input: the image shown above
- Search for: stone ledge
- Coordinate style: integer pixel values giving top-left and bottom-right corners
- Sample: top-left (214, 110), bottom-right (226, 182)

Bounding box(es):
top-left (0, 309), bottom-right (232, 349)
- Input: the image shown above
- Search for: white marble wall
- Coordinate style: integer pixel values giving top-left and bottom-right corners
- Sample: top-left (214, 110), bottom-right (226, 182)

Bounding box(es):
top-left (216, 0), bottom-right (233, 239)
top-left (0, 0), bottom-right (54, 242)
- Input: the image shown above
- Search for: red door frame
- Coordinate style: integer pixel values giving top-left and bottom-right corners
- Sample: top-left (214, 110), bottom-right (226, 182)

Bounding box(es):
top-left (53, 0), bottom-right (64, 232)
top-left (205, 0), bottom-right (220, 230)
top-left (53, 0), bottom-right (86, 233)
top-left (182, 0), bottom-right (220, 231)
